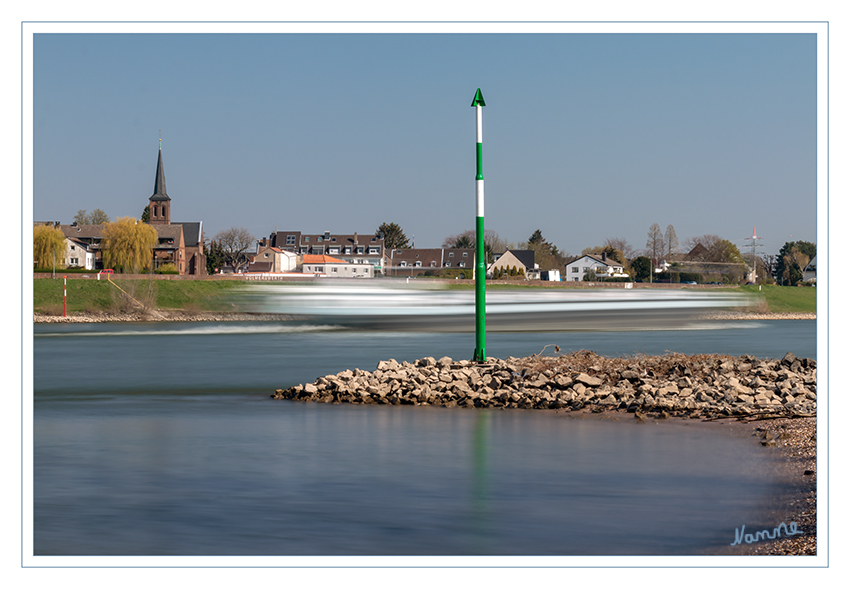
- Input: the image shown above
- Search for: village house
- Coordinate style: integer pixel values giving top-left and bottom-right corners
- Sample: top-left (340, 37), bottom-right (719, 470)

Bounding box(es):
top-left (385, 248), bottom-right (476, 276)
top-left (64, 236), bottom-right (96, 270)
top-left (490, 250), bottom-right (536, 278)
top-left (301, 254), bottom-right (374, 278)
top-left (262, 230), bottom-right (387, 274)
top-left (246, 245), bottom-right (298, 274)
top-left (565, 253), bottom-right (628, 281)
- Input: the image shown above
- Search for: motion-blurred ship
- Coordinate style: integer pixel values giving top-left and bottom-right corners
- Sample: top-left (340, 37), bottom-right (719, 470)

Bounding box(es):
top-left (238, 281), bottom-right (751, 332)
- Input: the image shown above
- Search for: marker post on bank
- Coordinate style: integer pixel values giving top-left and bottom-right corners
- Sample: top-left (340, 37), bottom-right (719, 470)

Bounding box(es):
top-left (471, 88), bottom-right (486, 363)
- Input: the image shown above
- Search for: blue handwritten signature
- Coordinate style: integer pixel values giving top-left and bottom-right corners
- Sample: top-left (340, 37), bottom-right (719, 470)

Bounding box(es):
top-left (731, 522), bottom-right (804, 545)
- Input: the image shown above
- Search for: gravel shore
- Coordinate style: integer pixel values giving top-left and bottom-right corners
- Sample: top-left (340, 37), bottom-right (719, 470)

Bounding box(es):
top-left (33, 310), bottom-right (816, 323)
top-left (33, 310), bottom-right (296, 323)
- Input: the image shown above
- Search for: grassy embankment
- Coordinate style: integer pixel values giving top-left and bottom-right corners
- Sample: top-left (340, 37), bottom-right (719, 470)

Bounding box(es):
top-left (33, 277), bottom-right (816, 316)
top-left (732, 284), bottom-right (816, 314)
top-left (33, 277), bottom-right (245, 315)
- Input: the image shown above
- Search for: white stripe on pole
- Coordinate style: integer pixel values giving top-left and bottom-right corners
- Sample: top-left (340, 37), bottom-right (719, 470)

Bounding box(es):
top-left (476, 107), bottom-right (483, 143)
top-left (477, 180), bottom-right (485, 217)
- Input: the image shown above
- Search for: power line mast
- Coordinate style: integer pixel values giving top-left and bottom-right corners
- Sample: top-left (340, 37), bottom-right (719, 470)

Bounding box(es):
top-left (742, 226), bottom-right (764, 283)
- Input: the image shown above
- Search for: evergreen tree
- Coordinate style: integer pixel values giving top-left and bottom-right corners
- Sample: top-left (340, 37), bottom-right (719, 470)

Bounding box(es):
top-left (205, 240), bottom-right (226, 274)
top-left (774, 241), bottom-right (816, 285)
top-left (377, 222), bottom-right (410, 250)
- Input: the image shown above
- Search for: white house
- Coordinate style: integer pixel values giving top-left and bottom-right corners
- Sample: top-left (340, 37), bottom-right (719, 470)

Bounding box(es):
top-left (803, 255), bottom-right (817, 283)
top-left (64, 237), bottom-right (96, 270)
top-left (565, 253), bottom-right (628, 282)
top-left (301, 254), bottom-right (373, 278)
top-left (247, 245), bottom-right (298, 273)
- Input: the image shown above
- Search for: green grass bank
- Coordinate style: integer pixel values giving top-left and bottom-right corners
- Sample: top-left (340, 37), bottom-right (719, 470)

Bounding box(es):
top-left (33, 276), bottom-right (245, 315)
top-left (33, 277), bottom-right (816, 317)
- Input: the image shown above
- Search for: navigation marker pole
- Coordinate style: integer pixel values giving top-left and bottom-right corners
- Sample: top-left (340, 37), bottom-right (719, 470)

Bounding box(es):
top-left (471, 88), bottom-right (487, 363)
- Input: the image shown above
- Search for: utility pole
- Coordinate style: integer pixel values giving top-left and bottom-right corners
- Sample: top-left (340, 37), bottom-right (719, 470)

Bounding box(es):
top-left (471, 88), bottom-right (487, 363)
top-left (743, 226), bottom-right (764, 284)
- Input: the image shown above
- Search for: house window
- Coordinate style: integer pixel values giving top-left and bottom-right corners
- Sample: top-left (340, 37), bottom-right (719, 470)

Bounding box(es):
top-left (368, 247), bottom-right (379, 254)
top-left (414, 261), bottom-right (422, 267)
top-left (70, 245), bottom-right (76, 251)
top-left (444, 262), bottom-right (451, 267)
top-left (449, 252), bottom-right (454, 257)
top-left (356, 247), bottom-right (364, 254)
top-left (304, 237), bottom-right (310, 242)
top-left (462, 252), bottom-right (468, 257)
top-left (70, 258), bottom-right (78, 265)
top-left (572, 267), bottom-right (579, 273)
top-left (329, 247), bottom-right (339, 254)
top-left (264, 253), bottom-right (269, 258)
top-left (317, 236), bottom-right (323, 242)
top-left (459, 262), bottom-right (465, 267)
top-left (344, 247), bottom-right (352, 254)
top-left (430, 261), bottom-right (437, 267)
top-left (399, 261), bottom-right (408, 267)
top-left (332, 267), bottom-right (338, 272)
top-left (286, 235), bottom-right (296, 245)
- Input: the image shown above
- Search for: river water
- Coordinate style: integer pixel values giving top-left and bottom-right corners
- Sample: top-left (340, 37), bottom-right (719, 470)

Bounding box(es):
top-left (32, 319), bottom-right (815, 556)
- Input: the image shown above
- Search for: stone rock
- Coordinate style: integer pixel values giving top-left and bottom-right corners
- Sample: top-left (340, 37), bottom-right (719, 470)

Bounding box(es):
top-left (575, 373), bottom-right (603, 387)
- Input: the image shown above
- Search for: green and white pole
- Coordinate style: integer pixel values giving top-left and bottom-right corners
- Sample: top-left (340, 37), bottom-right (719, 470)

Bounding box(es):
top-left (471, 88), bottom-right (486, 363)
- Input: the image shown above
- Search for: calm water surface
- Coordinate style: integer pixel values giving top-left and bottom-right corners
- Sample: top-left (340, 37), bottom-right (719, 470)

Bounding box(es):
top-left (32, 320), bottom-right (815, 555)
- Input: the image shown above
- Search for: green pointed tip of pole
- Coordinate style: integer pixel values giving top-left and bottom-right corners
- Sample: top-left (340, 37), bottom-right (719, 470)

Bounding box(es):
top-left (471, 88), bottom-right (486, 107)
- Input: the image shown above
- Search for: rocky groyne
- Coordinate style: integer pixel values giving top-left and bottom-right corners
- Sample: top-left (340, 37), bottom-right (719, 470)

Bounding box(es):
top-left (273, 350), bottom-right (816, 419)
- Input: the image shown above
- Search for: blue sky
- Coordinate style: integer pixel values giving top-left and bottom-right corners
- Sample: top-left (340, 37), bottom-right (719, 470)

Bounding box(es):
top-left (32, 29), bottom-right (817, 258)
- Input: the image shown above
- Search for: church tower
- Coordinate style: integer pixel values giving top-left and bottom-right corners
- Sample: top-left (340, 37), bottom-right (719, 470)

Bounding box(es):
top-left (148, 139), bottom-right (171, 225)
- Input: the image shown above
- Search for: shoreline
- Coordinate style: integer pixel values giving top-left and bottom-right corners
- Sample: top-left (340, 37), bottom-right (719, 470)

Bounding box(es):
top-left (33, 310), bottom-right (816, 323)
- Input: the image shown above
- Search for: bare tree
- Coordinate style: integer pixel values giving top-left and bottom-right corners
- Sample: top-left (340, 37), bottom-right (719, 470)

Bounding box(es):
top-left (645, 223), bottom-right (664, 260)
top-left (442, 229), bottom-right (508, 264)
top-left (73, 208), bottom-right (110, 225)
top-left (604, 237), bottom-right (636, 260)
top-left (664, 225), bottom-right (679, 258)
top-left (213, 227), bottom-right (255, 271)
top-left (682, 234), bottom-right (721, 254)
top-left (760, 254), bottom-right (777, 280)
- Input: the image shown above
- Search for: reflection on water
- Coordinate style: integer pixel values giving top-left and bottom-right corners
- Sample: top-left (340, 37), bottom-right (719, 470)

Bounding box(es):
top-left (34, 398), bottom-right (792, 556)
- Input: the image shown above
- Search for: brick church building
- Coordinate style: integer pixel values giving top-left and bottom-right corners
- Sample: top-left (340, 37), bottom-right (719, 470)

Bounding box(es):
top-left (146, 142), bottom-right (206, 275)
top-left (59, 142), bottom-right (207, 275)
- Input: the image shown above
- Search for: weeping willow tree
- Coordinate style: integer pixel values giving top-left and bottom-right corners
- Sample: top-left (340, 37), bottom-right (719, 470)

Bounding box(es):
top-left (33, 224), bottom-right (67, 269)
top-left (102, 216), bottom-right (158, 273)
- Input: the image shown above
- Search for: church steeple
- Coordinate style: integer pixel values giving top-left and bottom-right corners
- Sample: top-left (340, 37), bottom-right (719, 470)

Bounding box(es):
top-left (148, 137), bottom-right (171, 225)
